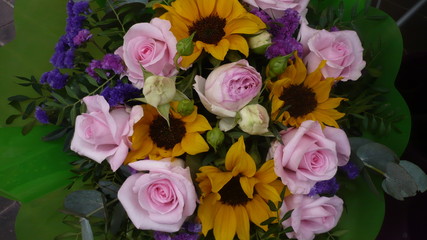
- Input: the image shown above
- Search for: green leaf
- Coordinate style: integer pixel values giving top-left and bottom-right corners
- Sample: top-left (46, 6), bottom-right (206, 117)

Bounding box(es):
top-left (79, 83), bottom-right (90, 94)
top-left (266, 200), bottom-right (277, 211)
top-left (64, 190), bottom-right (105, 218)
top-left (42, 127), bottom-right (69, 141)
top-left (98, 180), bottom-right (120, 199)
top-left (280, 209), bottom-right (294, 223)
top-left (110, 203), bottom-right (127, 235)
top-left (94, 69), bottom-right (108, 80)
top-left (399, 160), bottom-right (427, 192)
top-left (356, 142), bottom-right (399, 173)
top-left (22, 101), bottom-right (36, 120)
top-left (157, 103), bottom-right (170, 126)
top-left (65, 86), bottom-right (79, 100)
top-left (22, 119), bottom-right (37, 135)
top-left (382, 162), bottom-right (418, 200)
top-left (70, 105), bottom-right (77, 126)
top-left (6, 114), bottom-right (20, 125)
top-left (80, 218), bottom-right (94, 240)
top-left (260, 217), bottom-right (276, 226)
top-left (51, 92), bottom-right (71, 105)
top-left (8, 95), bottom-right (30, 102)
top-left (85, 75), bottom-right (99, 87)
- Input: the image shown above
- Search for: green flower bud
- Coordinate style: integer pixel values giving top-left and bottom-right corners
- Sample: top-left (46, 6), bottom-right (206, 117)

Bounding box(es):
top-left (207, 127), bottom-right (225, 151)
top-left (248, 31), bottom-right (272, 55)
top-left (176, 32), bottom-right (196, 56)
top-left (177, 99), bottom-right (194, 116)
top-left (267, 54), bottom-right (291, 78)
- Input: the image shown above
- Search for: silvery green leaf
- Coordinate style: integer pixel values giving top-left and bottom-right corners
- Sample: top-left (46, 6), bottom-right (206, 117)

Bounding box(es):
top-left (98, 180), bottom-right (120, 198)
top-left (349, 137), bottom-right (374, 152)
top-left (173, 89), bottom-right (189, 101)
top-left (382, 162), bottom-right (418, 200)
top-left (110, 203), bottom-right (127, 235)
top-left (64, 190), bottom-right (105, 218)
top-left (157, 103), bottom-right (170, 126)
top-left (399, 160), bottom-right (427, 192)
top-left (356, 142), bottom-right (399, 173)
top-left (79, 218), bottom-right (94, 240)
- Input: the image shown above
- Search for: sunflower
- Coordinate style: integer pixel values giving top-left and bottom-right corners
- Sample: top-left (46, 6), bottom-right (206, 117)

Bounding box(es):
top-left (125, 102), bottom-right (212, 162)
top-left (268, 55), bottom-right (346, 128)
top-left (196, 136), bottom-right (284, 240)
top-left (154, 0), bottom-right (266, 68)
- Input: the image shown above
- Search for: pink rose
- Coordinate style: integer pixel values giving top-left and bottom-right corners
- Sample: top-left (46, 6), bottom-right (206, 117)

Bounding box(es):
top-left (299, 24), bottom-right (366, 81)
top-left (115, 18), bottom-right (178, 89)
top-left (270, 120), bottom-right (350, 194)
top-left (118, 159), bottom-right (197, 232)
top-left (243, 0), bottom-right (309, 18)
top-left (194, 59), bottom-right (262, 118)
top-left (281, 194), bottom-right (344, 240)
top-left (70, 95), bottom-right (143, 171)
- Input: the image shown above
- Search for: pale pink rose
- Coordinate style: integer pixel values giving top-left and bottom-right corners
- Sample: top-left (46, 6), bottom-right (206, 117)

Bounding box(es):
top-left (118, 159), bottom-right (197, 232)
top-left (299, 24), bottom-right (366, 81)
top-left (270, 120), bottom-right (350, 194)
top-left (244, 0), bottom-right (309, 18)
top-left (115, 18), bottom-right (178, 89)
top-left (193, 59), bottom-right (262, 118)
top-left (281, 194), bottom-right (344, 240)
top-left (70, 95), bottom-right (143, 171)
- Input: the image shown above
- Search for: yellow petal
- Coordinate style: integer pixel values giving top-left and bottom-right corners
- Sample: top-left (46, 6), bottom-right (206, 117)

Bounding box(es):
top-left (225, 136), bottom-right (256, 177)
top-left (198, 193), bottom-right (218, 235)
top-left (172, 143), bottom-right (185, 157)
top-left (204, 39), bottom-right (230, 61)
top-left (214, 204), bottom-right (237, 240)
top-left (234, 205), bottom-right (250, 240)
top-left (225, 17), bottom-right (264, 35)
top-left (180, 46), bottom-right (203, 68)
top-left (208, 171), bottom-right (234, 193)
top-left (216, 0), bottom-right (246, 19)
top-left (255, 183), bottom-right (281, 203)
top-left (245, 195), bottom-right (271, 230)
top-left (181, 132), bottom-right (210, 155)
top-left (226, 34), bottom-right (249, 57)
top-left (197, 0), bottom-right (215, 17)
top-left (240, 176), bottom-right (258, 199)
top-left (318, 97), bottom-right (346, 109)
top-left (170, 0), bottom-right (199, 22)
top-left (185, 114), bottom-right (212, 133)
top-left (254, 160), bottom-right (278, 183)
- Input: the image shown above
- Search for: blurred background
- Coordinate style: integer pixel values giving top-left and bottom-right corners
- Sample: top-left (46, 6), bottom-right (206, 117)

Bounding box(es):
top-left (1, 0), bottom-right (427, 239)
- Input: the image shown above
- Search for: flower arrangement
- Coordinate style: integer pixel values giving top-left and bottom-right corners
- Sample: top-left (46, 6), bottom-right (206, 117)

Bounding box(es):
top-left (5, 0), bottom-right (427, 240)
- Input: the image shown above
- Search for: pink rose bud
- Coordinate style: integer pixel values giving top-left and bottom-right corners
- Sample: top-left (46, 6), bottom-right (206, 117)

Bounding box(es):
top-left (70, 95), bottom-right (143, 171)
top-left (269, 120), bottom-right (350, 194)
top-left (238, 104), bottom-right (270, 135)
top-left (194, 59), bottom-right (262, 118)
top-left (118, 158), bottom-right (197, 232)
top-left (281, 194), bottom-right (344, 240)
top-left (299, 24), bottom-right (366, 81)
top-left (115, 18), bottom-right (179, 89)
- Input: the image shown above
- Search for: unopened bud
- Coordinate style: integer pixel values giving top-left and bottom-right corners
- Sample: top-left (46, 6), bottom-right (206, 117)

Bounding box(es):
top-left (207, 127), bottom-right (225, 151)
top-left (248, 31), bottom-right (272, 55)
top-left (267, 54), bottom-right (291, 78)
top-left (177, 99), bottom-right (194, 116)
top-left (177, 32), bottom-right (196, 56)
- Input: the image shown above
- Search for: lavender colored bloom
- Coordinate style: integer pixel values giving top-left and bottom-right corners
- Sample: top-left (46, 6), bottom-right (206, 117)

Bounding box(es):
top-left (73, 29), bottom-right (92, 46)
top-left (184, 222), bottom-right (201, 233)
top-left (153, 232), bottom-right (172, 240)
top-left (35, 106), bottom-right (50, 124)
top-left (50, 35), bottom-right (73, 68)
top-left (173, 233), bottom-right (199, 240)
top-left (40, 69), bottom-right (69, 89)
top-left (309, 177), bottom-right (340, 196)
top-left (86, 59), bottom-right (103, 80)
top-left (251, 8), bottom-right (272, 24)
top-left (101, 54), bottom-right (126, 75)
top-left (268, 8), bottom-right (300, 39)
top-left (101, 82), bottom-right (141, 107)
top-left (265, 37), bottom-right (303, 59)
top-left (340, 161), bottom-right (360, 180)
top-left (330, 26), bottom-right (340, 32)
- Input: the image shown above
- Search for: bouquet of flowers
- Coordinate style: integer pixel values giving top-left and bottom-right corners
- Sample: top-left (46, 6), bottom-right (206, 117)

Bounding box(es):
top-left (5, 0), bottom-right (427, 239)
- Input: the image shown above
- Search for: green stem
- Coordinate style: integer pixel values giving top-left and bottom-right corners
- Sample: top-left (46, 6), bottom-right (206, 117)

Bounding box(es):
top-left (107, 0), bottom-right (126, 34)
top-left (85, 198), bottom-right (118, 218)
top-left (65, 76), bottom-right (114, 110)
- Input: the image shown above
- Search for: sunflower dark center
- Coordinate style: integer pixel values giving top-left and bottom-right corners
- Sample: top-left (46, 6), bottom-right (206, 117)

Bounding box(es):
top-left (188, 15), bottom-right (226, 45)
top-left (149, 115), bottom-right (186, 150)
top-left (279, 84), bottom-right (317, 118)
top-left (218, 176), bottom-right (250, 206)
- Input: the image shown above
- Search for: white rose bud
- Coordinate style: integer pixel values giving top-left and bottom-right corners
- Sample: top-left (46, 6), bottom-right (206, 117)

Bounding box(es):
top-left (248, 31), bottom-right (272, 54)
top-left (143, 75), bottom-right (176, 107)
top-left (238, 104), bottom-right (269, 135)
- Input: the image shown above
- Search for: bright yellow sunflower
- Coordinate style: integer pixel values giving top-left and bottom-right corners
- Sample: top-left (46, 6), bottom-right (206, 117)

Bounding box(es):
top-left (125, 102), bottom-right (212, 162)
top-left (196, 136), bottom-right (284, 240)
top-left (268, 55), bottom-right (346, 128)
top-left (154, 0), bottom-right (266, 68)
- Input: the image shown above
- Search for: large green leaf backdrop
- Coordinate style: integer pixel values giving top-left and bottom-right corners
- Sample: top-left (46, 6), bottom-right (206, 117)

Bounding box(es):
top-left (0, 0), bottom-right (411, 239)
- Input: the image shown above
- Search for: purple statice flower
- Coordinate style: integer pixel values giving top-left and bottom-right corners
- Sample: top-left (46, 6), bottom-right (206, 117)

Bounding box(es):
top-left (40, 69), bottom-right (69, 89)
top-left (265, 37), bottom-right (303, 59)
top-left (86, 59), bottom-right (103, 81)
top-left (73, 29), bottom-right (92, 46)
top-left (340, 161), bottom-right (360, 180)
top-left (251, 8), bottom-right (272, 25)
top-left (101, 82), bottom-right (141, 107)
top-left (101, 54), bottom-right (126, 75)
top-left (153, 232), bottom-right (172, 240)
top-left (268, 8), bottom-right (300, 39)
top-left (183, 222), bottom-right (201, 233)
top-left (330, 26), bottom-right (340, 32)
top-left (309, 177), bottom-right (340, 196)
top-left (50, 35), bottom-right (73, 69)
top-left (173, 233), bottom-right (199, 240)
top-left (35, 106), bottom-right (50, 124)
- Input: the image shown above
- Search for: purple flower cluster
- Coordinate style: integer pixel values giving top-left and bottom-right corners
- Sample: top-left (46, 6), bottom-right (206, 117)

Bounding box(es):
top-left (339, 161), bottom-right (360, 180)
top-left (40, 69), bottom-right (69, 89)
top-left (86, 54), bottom-right (126, 81)
top-left (153, 222), bottom-right (201, 240)
top-left (309, 177), bottom-right (340, 196)
top-left (101, 81), bottom-right (141, 107)
top-left (252, 8), bottom-right (303, 59)
top-left (50, 0), bottom-right (90, 68)
top-left (35, 106), bottom-right (50, 124)
top-left (73, 29), bottom-right (92, 46)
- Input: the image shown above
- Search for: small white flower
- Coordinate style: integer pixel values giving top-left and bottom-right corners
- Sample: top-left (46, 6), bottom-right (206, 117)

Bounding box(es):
top-left (143, 75), bottom-right (176, 107)
top-left (238, 104), bottom-right (270, 135)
